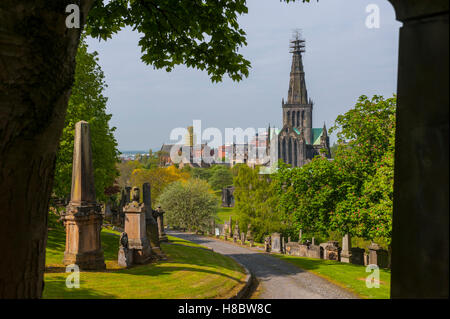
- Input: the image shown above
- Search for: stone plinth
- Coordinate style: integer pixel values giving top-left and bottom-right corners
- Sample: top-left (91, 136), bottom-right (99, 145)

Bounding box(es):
top-left (63, 121), bottom-right (105, 270)
top-left (63, 204), bottom-right (105, 270)
top-left (118, 247), bottom-right (133, 268)
top-left (271, 233), bottom-right (281, 253)
top-left (124, 194), bottom-right (152, 264)
top-left (118, 232), bottom-right (133, 268)
top-left (369, 243), bottom-right (389, 268)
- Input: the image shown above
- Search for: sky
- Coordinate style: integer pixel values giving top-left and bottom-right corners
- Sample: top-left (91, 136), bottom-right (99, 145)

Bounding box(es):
top-left (86, 0), bottom-right (401, 151)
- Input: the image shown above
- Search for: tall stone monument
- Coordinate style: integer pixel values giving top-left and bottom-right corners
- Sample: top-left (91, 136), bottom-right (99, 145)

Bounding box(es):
top-left (155, 206), bottom-right (168, 242)
top-left (142, 183), bottom-right (161, 254)
top-left (340, 234), bottom-right (352, 263)
top-left (63, 121), bottom-right (106, 270)
top-left (123, 187), bottom-right (152, 264)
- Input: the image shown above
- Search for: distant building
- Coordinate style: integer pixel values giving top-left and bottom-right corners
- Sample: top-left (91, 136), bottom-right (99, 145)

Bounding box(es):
top-left (267, 33), bottom-right (331, 167)
top-left (159, 125), bottom-right (213, 168)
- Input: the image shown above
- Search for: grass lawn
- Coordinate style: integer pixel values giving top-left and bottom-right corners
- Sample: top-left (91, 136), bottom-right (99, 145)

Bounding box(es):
top-left (273, 254), bottom-right (391, 299)
top-left (216, 207), bottom-right (237, 224)
top-left (44, 214), bottom-right (247, 299)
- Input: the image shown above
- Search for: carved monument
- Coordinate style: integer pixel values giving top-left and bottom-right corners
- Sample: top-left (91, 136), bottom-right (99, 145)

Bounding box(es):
top-left (123, 187), bottom-right (152, 264)
top-left (62, 121), bottom-right (106, 270)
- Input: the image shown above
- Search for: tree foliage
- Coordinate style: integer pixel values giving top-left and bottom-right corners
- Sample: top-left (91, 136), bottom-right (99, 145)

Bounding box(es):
top-left (53, 38), bottom-right (120, 202)
top-left (85, 0), bottom-right (250, 82)
top-left (235, 95), bottom-right (395, 246)
top-left (158, 179), bottom-right (218, 232)
top-left (274, 95), bottom-right (396, 244)
top-left (274, 158), bottom-right (348, 239)
top-left (208, 166), bottom-right (233, 190)
top-left (329, 95), bottom-right (396, 244)
top-left (233, 164), bottom-right (282, 242)
top-left (130, 165), bottom-right (190, 207)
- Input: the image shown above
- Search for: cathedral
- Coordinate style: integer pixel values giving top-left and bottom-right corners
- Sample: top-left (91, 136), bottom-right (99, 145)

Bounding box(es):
top-left (269, 34), bottom-right (331, 167)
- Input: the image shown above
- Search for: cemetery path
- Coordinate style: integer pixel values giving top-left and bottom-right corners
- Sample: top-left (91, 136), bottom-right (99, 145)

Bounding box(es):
top-left (167, 231), bottom-right (358, 299)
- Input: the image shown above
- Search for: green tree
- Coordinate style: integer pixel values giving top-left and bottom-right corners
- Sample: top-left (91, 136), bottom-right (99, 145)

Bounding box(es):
top-left (208, 166), bottom-right (233, 190)
top-left (130, 165), bottom-right (190, 207)
top-left (191, 167), bottom-right (213, 181)
top-left (53, 38), bottom-right (120, 202)
top-left (158, 179), bottom-right (218, 232)
top-left (117, 160), bottom-right (143, 188)
top-left (329, 95), bottom-right (396, 243)
top-left (274, 158), bottom-right (347, 239)
top-left (233, 164), bottom-right (281, 242)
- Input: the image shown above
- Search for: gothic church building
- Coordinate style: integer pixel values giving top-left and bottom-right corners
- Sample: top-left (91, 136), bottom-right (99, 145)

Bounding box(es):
top-left (273, 35), bottom-right (330, 167)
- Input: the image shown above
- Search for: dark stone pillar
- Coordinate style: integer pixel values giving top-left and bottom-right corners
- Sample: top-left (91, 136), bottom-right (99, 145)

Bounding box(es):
top-left (389, 0), bottom-right (449, 298)
top-left (142, 182), bottom-right (160, 250)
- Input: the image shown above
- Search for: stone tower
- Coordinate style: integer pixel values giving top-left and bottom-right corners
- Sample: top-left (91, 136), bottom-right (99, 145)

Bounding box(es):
top-left (274, 32), bottom-right (331, 168)
top-left (282, 32), bottom-right (313, 144)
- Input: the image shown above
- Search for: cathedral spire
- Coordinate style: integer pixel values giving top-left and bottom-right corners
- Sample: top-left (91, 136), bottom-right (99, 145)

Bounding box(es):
top-left (287, 32), bottom-right (308, 105)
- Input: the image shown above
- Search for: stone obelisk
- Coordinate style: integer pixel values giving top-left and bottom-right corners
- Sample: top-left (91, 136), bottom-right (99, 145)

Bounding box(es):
top-left (143, 182), bottom-right (163, 256)
top-left (63, 121), bottom-right (106, 270)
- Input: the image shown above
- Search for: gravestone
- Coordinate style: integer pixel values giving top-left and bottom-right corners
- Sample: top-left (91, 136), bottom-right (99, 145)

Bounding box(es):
top-left (281, 237), bottom-right (286, 254)
top-left (118, 232), bottom-right (133, 268)
top-left (271, 233), bottom-right (281, 253)
top-left (124, 187), bottom-right (152, 264)
top-left (62, 121), bottom-right (106, 270)
top-left (240, 232), bottom-right (246, 245)
top-left (215, 227), bottom-right (220, 238)
top-left (321, 241), bottom-right (341, 261)
top-left (264, 236), bottom-right (271, 252)
top-left (221, 186), bottom-right (235, 207)
top-left (246, 224), bottom-right (253, 244)
top-left (364, 253), bottom-right (370, 266)
top-left (228, 216), bottom-right (233, 237)
top-left (298, 229), bottom-right (303, 243)
top-left (233, 224), bottom-right (240, 243)
top-left (223, 222), bottom-right (229, 238)
top-left (350, 248), bottom-right (365, 265)
top-left (143, 182), bottom-right (163, 258)
top-left (369, 243), bottom-right (389, 268)
top-left (155, 206), bottom-right (168, 242)
top-left (340, 234), bottom-right (352, 263)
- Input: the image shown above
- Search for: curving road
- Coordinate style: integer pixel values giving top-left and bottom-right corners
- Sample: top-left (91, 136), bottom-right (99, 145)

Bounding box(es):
top-left (168, 231), bottom-right (358, 299)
